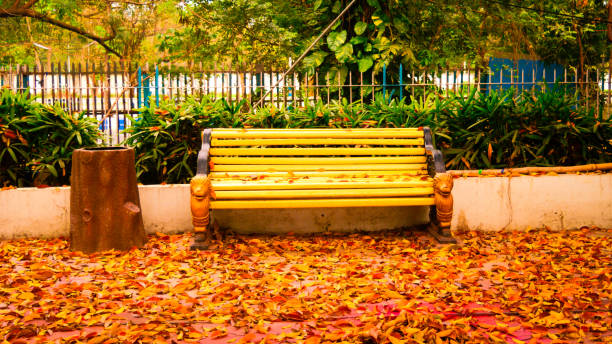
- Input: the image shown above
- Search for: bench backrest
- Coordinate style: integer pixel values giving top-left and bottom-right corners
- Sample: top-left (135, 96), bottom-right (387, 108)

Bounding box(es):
top-left (202, 128), bottom-right (429, 179)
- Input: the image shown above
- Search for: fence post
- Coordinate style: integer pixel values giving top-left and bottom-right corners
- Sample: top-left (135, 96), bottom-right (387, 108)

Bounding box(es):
top-left (399, 63), bottom-right (403, 101)
top-left (143, 74), bottom-right (150, 107)
top-left (228, 68), bottom-right (232, 103)
top-left (143, 63), bottom-right (150, 107)
top-left (137, 67), bottom-right (142, 108)
top-left (22, 65), bottom-right (30, 93)
top-left (382, 64), bottom-right (387, 100)
top-left (155, 65), bottom-right (159, 106)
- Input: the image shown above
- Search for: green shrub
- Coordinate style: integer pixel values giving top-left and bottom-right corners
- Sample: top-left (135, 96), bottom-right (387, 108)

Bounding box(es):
top-left (126, 89), bottom-right (611, 184)
top-left (123, 97), bottom-right (210, 184)
top-left (7, 87), bottom-right (607, 187)
top-left (438, 88), bottom-right (612, 169)
top-left (0, 89), bottom-right (101, 187)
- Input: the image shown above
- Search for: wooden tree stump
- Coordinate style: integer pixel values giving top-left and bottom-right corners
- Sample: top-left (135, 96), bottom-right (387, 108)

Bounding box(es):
top-left (70, 147), bottom-right (146, 253)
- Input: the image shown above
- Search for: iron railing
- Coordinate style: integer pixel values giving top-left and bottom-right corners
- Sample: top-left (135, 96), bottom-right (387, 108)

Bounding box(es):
top-left (1, 62), bottom-right (610, 143)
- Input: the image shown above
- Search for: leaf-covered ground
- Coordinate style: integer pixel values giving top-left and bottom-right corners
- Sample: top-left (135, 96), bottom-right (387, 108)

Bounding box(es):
top-left (0, 228), bottom-right (610, 343)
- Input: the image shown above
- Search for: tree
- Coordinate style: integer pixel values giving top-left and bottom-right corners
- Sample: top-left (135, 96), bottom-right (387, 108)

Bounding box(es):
top-left (0, 0), bottom-right (120, 57)
top-left (1, 0), bottom-right (609, 77)
top-left (0, 0), bottom-right (177, 64)
top-left (291, 0), bottom-right (609, 90)
top-left (529, 0), bottom-right (609, 84)
top-left (158, 0), bottom-right (316, 70)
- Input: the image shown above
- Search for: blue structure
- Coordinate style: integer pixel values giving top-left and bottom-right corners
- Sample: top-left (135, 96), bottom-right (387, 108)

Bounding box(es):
top-left (484, 57), bottom-right (570, 93)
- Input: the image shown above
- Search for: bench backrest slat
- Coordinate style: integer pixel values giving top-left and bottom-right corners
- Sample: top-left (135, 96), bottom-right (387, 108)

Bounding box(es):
top-left (209, 147), bottom-right (425, 156)
top-left (211, 138), bottom-right (424, 146)
top-left (207, 128), bottom-right (429, 177)
top-left (210, 129), bottom-right (424, 139)
top-left (211, 156), bottom-right (427, 165)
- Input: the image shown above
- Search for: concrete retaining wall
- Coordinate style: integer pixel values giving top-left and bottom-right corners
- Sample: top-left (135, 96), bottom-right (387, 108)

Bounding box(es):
top-left (1, 174), bottom-right (610, 239)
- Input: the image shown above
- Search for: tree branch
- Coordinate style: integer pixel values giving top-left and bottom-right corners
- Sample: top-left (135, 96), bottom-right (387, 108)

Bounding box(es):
top-left (0, 7), bottom-right (122, 57)
top-left (22, 0), bottom-right (39, 9)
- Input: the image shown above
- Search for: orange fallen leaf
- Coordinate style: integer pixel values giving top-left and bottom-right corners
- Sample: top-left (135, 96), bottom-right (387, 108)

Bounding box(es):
top-left (303, 336), bottom-right (321, 344)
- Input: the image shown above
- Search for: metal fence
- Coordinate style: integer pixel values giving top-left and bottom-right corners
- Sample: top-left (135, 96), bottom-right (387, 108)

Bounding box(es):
top-left (1, 62), bottom-right (610, 143)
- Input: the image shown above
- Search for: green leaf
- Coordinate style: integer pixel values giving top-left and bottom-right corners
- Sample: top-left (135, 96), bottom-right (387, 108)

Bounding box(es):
top-left (350, 36), bottom-right (367, 45)
top-left (45, 164), bottom-right (58, 178)
top-left (327, 30), bottom-right (347, 51)
top-left (7, 147), bottom-right (17, 163)
top-left (358, 56), bottom-right (374, 72)
top-left (335, 43), bottom-right (353, 63)
top-left (331, 0), bottom-right (341, 13)
top-left (354, 21), bottom-right (367, 35)
top-left (64, 131), bottom-right (77, 149)
top-left (313, 0), bottom-right (323, 10)
top-left (304, 50), bottom-right (327, 68)
top-left (372, 15), bottom-right (384, 27)
top-left (366, 0), bottom-right (380, 9)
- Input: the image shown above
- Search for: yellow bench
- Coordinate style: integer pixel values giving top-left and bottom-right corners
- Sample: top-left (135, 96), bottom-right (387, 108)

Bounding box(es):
top-left (189, 128), bottom-right (455, 248)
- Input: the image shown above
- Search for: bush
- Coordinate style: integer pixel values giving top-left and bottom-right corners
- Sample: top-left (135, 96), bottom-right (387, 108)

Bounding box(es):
top-left (0, 90), bottom-right (101, 187)
top-left (126, 89), bottom-right (611, 184)
top-left (123, 94), bottom-right (445, 184)
top-left (123, 97), bottom-right (212, 184)
top-left (6, 88), bottom-right (608, 187)
top-left (438, 88), bottom-right (612, 168)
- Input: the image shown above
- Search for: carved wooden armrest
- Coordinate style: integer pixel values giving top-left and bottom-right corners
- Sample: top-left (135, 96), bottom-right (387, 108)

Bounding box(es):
top-left (423, 127), bottom-right (455, 241)
top-left (190, 129), bottom-right (214, 234)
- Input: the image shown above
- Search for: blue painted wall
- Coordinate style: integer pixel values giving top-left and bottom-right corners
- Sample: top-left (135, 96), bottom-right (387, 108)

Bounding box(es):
top-left (484, 57), bottom-right (570, 93)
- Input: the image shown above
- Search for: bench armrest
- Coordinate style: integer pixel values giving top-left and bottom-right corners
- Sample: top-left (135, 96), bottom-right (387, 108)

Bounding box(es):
top-left (196, 129), bottom-right (213, 176)
top-left (423, 127), bottom-right (446, 175)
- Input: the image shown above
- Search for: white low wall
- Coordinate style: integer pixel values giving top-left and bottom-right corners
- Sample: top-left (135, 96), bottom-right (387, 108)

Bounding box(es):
top-left (451, 174), bottom-right (612, 232)
top-left (1, 174), bottom-right (610, 239)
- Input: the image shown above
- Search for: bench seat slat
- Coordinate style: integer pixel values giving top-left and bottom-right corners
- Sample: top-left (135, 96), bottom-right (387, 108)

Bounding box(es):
top-left (211, 131), bottom-right (424, 139)
top-left (215, 187), bottom-right (433, 199)
top-left (211, 156), bottom-right (427, 165)
top-left (211, 197), bottom-right (435, 209)
top-left (210, 170), bottom-right (427, 178)
top-left (210, 147), bottom-right (425, 156)
top-left (211, 138), bottom-right (424, 146)
top-left (211, 178), bottom-right (432, 190)
top-left (212, 163), bottom-right (426, 172)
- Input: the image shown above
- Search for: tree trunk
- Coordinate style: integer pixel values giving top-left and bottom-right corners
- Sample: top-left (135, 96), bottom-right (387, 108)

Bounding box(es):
top-left (70, 147), bottom-right (146, 253)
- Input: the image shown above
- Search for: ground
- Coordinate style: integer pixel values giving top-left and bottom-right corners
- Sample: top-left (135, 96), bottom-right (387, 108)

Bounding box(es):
top-left (0, 228), bottom-right (610, 344)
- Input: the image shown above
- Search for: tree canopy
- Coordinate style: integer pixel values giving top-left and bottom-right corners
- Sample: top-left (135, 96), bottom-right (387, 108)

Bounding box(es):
top-left (0, 0), bottom-right (176, 65)
top-left (0, 0), bottom-right (609, 74)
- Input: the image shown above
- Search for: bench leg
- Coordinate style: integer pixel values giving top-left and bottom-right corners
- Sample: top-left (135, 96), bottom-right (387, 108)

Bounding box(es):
top-left (429, 173), bottom-right (457, 243)
top-left (190, 175), bottom-right (215, 250)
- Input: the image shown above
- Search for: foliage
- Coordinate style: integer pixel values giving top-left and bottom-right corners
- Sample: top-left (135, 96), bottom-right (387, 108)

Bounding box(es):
top-left (0, 89), bottom-right (100, 187)
top-left (126, 89), bottom-right (611, 184)
top-left (439, 87), bottom-right (612, 169)
top-left (0, 0), bottom-right (177, 64)
top-left (532, 1), bottom-right (609, 68)
top-left (0, 228), bottom-right (610, 342)
top-left (299, 0), bottom-right (609, 81)
top-left (2, 0), bottom-right (607, 80)
top-left (159, 0), bottom-right (311, 69)
top-left (123, 97), bottom-right (228, 184)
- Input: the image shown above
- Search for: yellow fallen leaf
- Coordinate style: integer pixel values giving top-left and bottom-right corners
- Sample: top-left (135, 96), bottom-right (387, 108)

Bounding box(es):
top-left (437, 329), bottom-right (453, 338)
top-left (18, 292), bottom-right (35, 300)
top-left (303, 336), bottom-right (321, 344)
top-left (388, 335), bottom-right (406, 344)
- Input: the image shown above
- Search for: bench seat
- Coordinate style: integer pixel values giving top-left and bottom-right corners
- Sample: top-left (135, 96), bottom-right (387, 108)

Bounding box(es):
top-left (209, 175), bottom-right (434, 208)
top-left (189, 128), bottom-right (454, 246)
